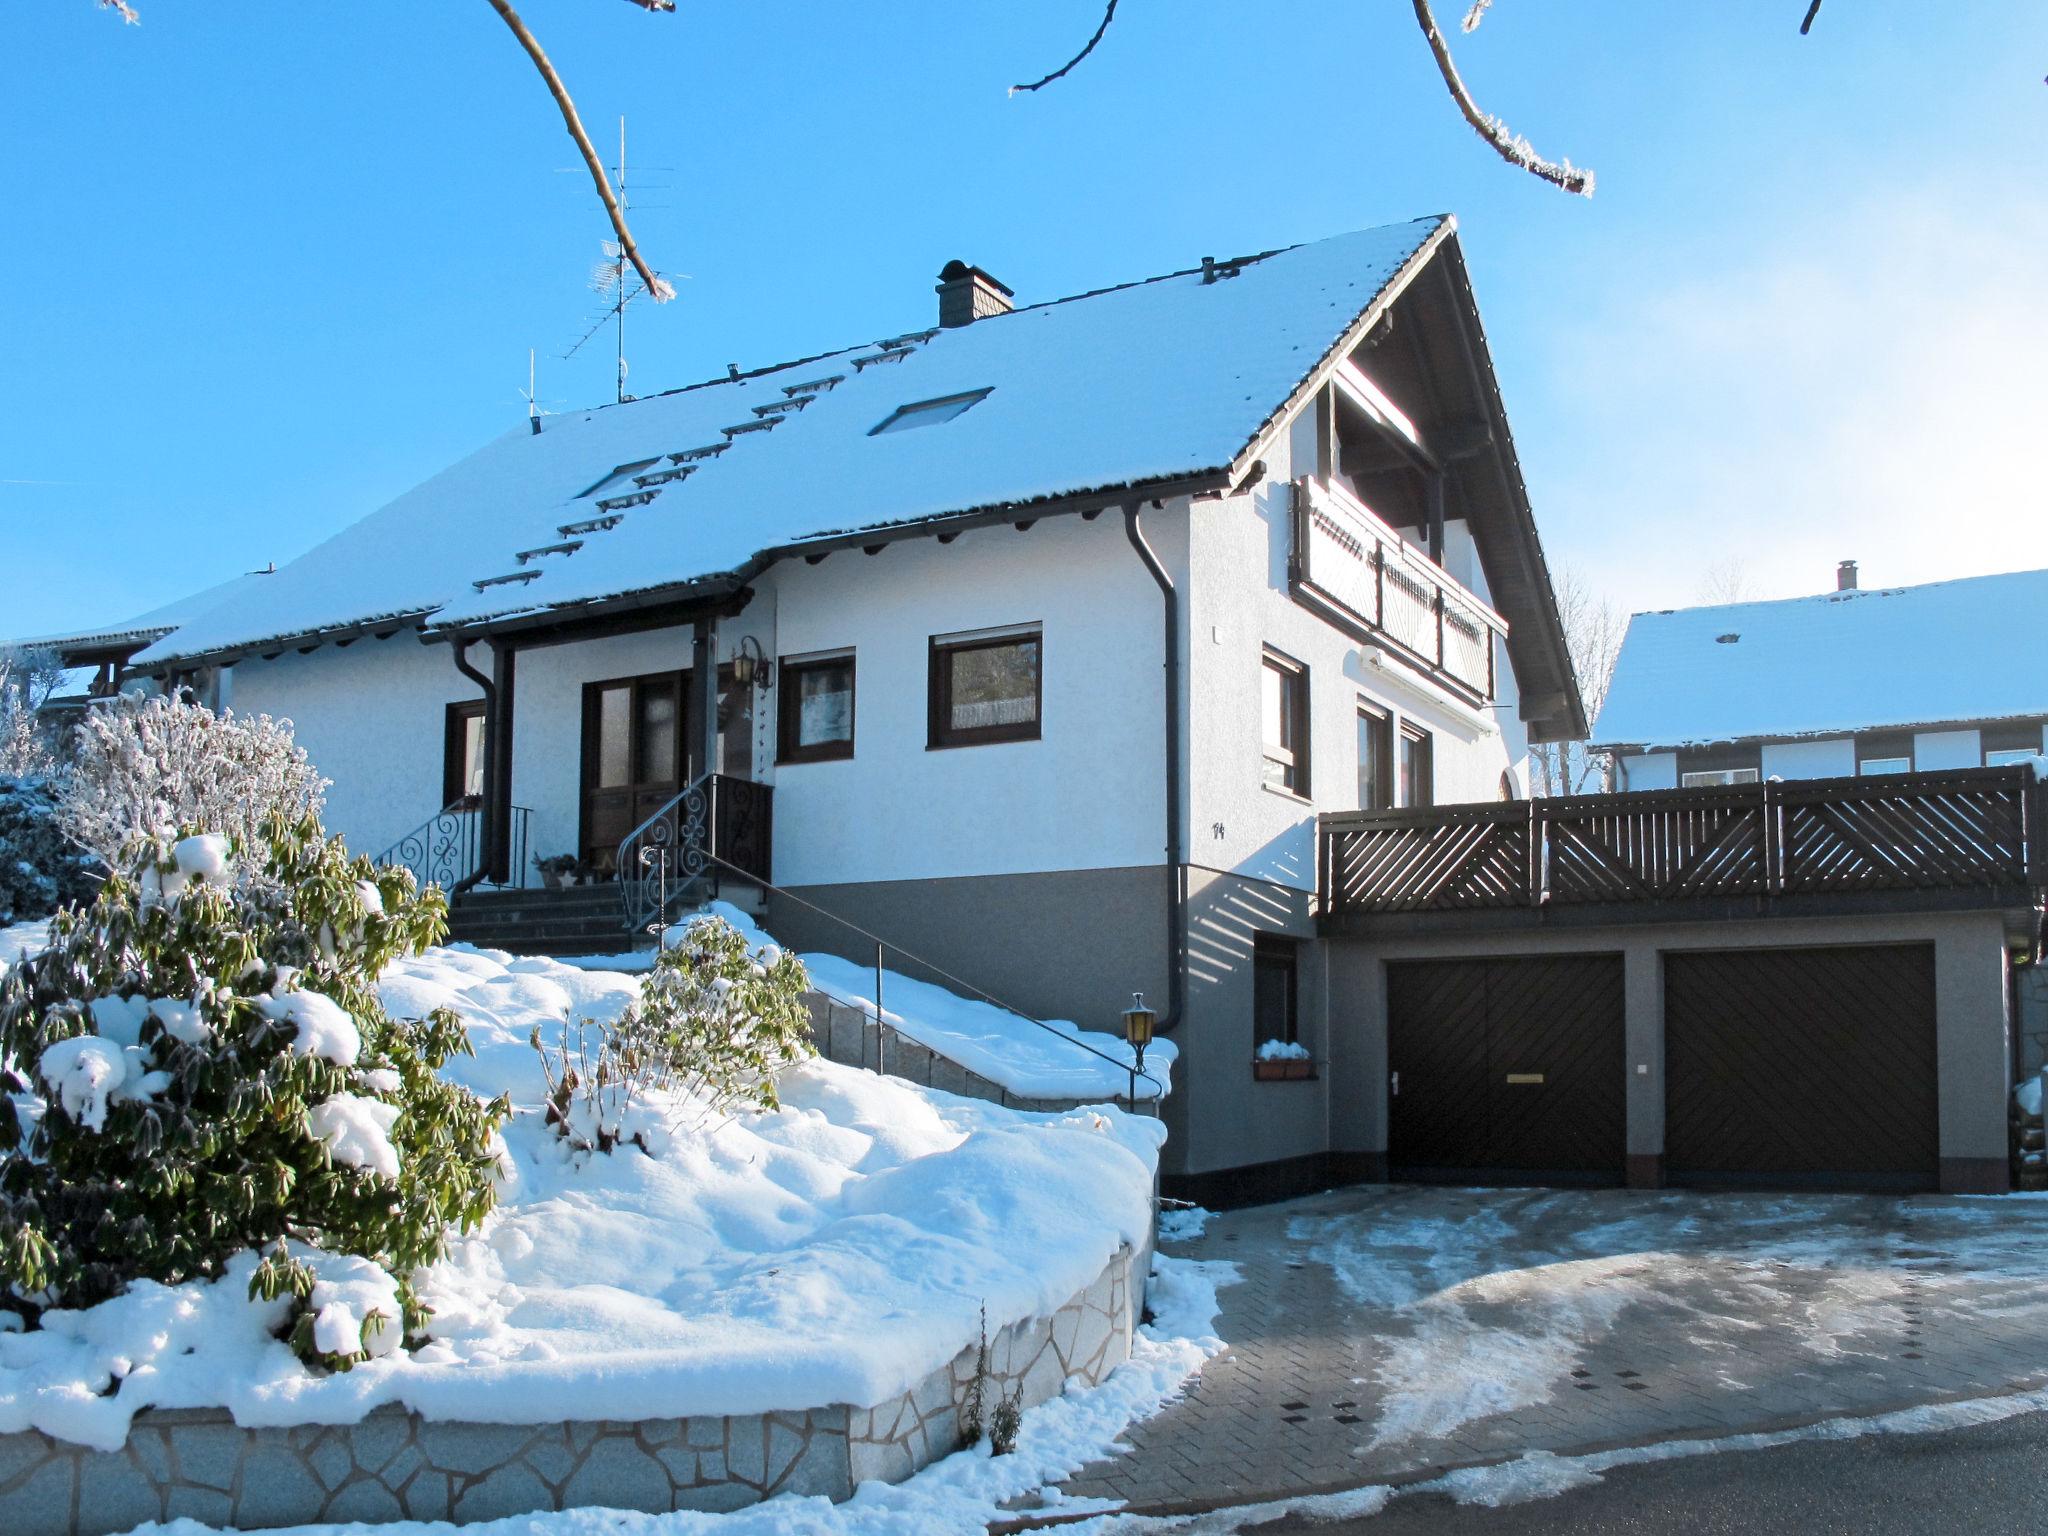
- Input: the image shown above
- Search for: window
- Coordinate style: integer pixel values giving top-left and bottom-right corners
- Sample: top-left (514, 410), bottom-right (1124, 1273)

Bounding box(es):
top-left (576, 458), bottom-right (661, 499)
top-left (929, 626), bottom-right (1042, 748)
top-left (1681, 768), bottom-right (1761, 788)
top-left (443, 702), bottom-right (487, 806)
top-left (1252, 936), bottom-right (1300, 1050)
top-left (1261, 649), bottom-right (1310, 795)
top-left (1857, 732), bottom-right (1913, 776)
top-left (1984, 722), bottom-right (2043, 767)
top-left (777, 651), bottom-right (855, 763)
top-left (1398, 723), bottom-right (1433, 808)
top-left (1356, 701), bottom-right (1392, 810)
top-left (870, 388), bottom-right (993, 436)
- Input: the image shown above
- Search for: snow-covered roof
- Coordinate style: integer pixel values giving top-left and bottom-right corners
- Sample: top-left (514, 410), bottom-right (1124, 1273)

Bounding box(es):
top-left (14, 569), bottom-right (275, 661)
top-left (137, 220), bottom-right (1456, 667)
top-left (1592, 566), bottom-right (2048, 751)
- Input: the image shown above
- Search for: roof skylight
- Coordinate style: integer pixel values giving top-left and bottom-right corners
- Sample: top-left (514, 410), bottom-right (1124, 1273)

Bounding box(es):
top-left (870, 388), bottom-right (993, 437)
top-left (578, 459), bottom-right (661, 499)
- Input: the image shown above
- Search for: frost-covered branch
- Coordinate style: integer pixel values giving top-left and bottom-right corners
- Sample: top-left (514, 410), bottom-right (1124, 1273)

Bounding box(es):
top-left (1012, 0), bottom-right (1120, 94)
top-left (1461, 0), bottom-right (1493, 33)
top-left (1412, 0), bottom-right (1592, 195)
top-left (481, 0), bottom-right (674, 304)
top-left (95, 0), bottom-right (140, 23)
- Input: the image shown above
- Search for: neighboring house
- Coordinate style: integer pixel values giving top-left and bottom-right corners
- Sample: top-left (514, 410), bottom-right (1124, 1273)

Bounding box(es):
top-left (16, 569), bottom-right (275, 712)
top-left (63, 218), bottom-right (1588, 1198)
top-left (1594, 563), bottom-right (2048, 789)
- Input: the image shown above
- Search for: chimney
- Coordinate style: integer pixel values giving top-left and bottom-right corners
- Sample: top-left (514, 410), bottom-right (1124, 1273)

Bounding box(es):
top-left (936, 260), bottom-right (1014, 328)
top-left (1837, 559), bottom-right (1859, 592)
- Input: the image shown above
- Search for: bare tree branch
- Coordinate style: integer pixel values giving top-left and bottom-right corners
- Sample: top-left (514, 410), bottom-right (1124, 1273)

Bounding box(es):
top-left (95, 1), bottom-right (140, 22)
top-left (1411, 0), bottom-right (1592, 195)
top-left (1800, 1), bottom-right (1824, 36)
top-left (1461, 0), bottom-right (1494, 34)
top-left (1012, 0), bottom-right (1120, 95)
top-left (482, 0), bottom-right (674, 303)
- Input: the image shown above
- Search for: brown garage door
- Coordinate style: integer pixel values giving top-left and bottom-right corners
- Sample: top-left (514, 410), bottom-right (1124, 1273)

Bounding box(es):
top-left (1664, 945), bottom-right (1938, 1191)
top-left (1387, 954), bottom-right (1626, 1180)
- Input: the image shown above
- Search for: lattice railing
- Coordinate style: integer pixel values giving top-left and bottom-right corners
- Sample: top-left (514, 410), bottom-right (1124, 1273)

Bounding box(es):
top-left (1321, 766), bottom-right (2046, 917)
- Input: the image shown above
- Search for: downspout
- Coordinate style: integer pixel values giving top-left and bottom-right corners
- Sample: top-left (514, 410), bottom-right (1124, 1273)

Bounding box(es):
top-left (1124, 500), bottom-right (1187, 1034)
top-left (450, 639), bottom-right (495, 897)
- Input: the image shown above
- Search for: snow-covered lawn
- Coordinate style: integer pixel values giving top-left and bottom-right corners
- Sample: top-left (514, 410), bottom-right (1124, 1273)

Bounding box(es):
top-left (2, 940), bottom-right (1167, 1454)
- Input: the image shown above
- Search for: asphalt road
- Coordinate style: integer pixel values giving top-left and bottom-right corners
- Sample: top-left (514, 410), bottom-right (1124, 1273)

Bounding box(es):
top-left (1240, 1406), bottom-right (2048, 1536)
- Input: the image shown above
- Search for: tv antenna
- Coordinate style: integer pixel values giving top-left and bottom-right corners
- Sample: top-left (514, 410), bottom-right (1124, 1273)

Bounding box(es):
top-left (517, 348), bottom-right (564, 433)
top-left (559, 118), bottom-right (683, 404)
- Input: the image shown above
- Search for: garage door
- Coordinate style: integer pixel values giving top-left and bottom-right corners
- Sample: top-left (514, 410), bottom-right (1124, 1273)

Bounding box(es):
top-left (1664, 945), bottom-right (1938, 1191)
top-left (1386, 954), bottom-right (1626, 1180)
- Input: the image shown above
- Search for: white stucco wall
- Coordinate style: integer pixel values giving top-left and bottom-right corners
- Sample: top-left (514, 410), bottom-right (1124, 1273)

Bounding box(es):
top-left (1617, 752), bottom-right (1678, 791)
top-left (1184, 422), bottom-right (1526, 896)
top-left (228, 637), bottom-right (480, 860)
top-left (760, 509), bottom-right (1176, 886)
top-left (1761, 737), bottom-right (1856, 780)
top-left (1914, 729), bottom-right (1981, 771)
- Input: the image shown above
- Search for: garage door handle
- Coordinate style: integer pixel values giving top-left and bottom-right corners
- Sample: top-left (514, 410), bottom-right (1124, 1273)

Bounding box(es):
top-left (1390, 1071), bottom-right (1399, 1097)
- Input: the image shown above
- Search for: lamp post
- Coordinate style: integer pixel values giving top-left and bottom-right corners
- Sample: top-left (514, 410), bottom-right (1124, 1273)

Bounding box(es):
top-left (1122, 991), bottom-right (1156, 1110)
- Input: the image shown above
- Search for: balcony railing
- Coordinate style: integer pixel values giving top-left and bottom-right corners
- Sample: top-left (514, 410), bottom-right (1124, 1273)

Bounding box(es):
top-left (374, 801), bottom-right (534, 894)
top-left (1320, 766), bottom-right (2048, 919)
top-left (1289, 476), bottom-right (1506, 701)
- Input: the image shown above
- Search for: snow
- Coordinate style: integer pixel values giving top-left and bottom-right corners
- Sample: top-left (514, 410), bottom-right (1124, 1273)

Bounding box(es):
top-left (1255, 1039), bottom-right (1311, 1062)
top-left (263, 988), bottom-right (362, 1067)
top-left (1, 942), bottom-right (1167, 1452)
top-left (684, 904), bottom-right (1177, 1102)
top-left (1155, 1204), bottom-right (1212, 1243)
top-left (305, 1094), bottom-right (402, 1179)
top-left (305, 1253), bottom-right (403, 1362)
top-left (90, 1255), bottom-right (1233, 1536)
top-left (1593, 566), bottom-right (2048, 749)
top-left (0, 919), bottom-right (49, 976)
top-left (133, 221), bottom-right (1448, 666)
top-left (36, 1035), bottom-right (128, 1132)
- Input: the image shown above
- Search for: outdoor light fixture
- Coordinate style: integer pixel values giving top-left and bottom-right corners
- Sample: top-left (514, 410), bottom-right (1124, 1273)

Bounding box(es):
top-left (731, 635), bottom-right (772, 693)
top-left (1122, 991), bottom-right (1156, 1104)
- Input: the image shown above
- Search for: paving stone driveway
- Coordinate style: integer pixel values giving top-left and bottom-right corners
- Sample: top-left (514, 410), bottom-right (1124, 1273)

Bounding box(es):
top-left (1056, 1185), bottom-right (2048, 1514)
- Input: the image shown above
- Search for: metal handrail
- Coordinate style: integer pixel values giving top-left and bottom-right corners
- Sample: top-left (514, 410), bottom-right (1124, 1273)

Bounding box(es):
top-left (683, 846), bottom-right (1168, 1103)
top-left (616, 772), bottom-right (716, 936)
top-left (373, 801), bottom-right (533, 894)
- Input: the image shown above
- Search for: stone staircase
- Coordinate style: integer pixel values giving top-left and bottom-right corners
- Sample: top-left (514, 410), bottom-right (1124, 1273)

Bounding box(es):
top-left (444, 885), bottom-right (637, 958)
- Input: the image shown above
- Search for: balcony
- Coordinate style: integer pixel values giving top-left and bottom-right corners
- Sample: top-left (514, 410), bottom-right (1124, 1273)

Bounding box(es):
top-left (1319, 766), bottom-right (2048, 932)
top-left (1289, 475), bottom-right (1506, 703)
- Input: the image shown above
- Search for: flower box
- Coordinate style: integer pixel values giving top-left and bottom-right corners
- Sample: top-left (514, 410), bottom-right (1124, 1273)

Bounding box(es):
top-left (1252, 1057), bottom-right (1315, 1081)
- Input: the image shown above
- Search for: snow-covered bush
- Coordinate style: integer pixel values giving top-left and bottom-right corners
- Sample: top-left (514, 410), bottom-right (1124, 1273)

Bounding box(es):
top-left (0, 815), bottom-right (506, 1371)
top-left (534, 914), bottom-right (813, 1152)
top-left (0, 647), bottom-right (63, 780)
top-left (59, 693), bottom-right (329, 872)
top-left (0, 776), bottom-right (98, 926)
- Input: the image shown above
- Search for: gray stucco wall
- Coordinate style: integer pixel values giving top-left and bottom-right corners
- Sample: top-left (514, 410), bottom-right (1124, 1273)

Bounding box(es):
top-left (1322, 908), bottom-right (2016, 1193)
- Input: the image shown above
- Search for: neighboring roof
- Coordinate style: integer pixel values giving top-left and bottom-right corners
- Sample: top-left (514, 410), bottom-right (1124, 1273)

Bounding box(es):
top-left (1592, 566), bottom-right (2048, 751)
top-left (13, 569), bottom-right (275, 664)
top-left (125, 218), bottom-right (1583, 740)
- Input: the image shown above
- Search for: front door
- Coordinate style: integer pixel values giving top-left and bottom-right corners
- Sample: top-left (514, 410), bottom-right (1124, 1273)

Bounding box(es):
top-left (580, 666), bottom-right (757, 872)
top-left (581, 671), bottom-right (686, 873)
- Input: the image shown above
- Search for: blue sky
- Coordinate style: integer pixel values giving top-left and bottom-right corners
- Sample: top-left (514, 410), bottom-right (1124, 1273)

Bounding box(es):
top-left (3, 1), bottom-right (2044, 638)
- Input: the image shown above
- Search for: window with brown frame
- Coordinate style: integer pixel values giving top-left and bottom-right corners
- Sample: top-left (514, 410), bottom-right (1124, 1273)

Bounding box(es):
top-left (928, 626), bottom-right (1042, 749)
top-left (443, 701), bottom-right (487, 807)
top-left (777, 651), bottom-right (856, 763)
top-left (1261, 648), bottom-right (1310, 796)
top-left (1356, 700), bottom-right (1392, 810)
top-left (1252, 936), bottom-right (1300, 1049)
top-left (1399, 722), bottom-right (1434, 808)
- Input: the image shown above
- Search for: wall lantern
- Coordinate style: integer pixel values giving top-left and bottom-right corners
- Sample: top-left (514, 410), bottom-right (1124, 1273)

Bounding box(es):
top-left (731, 635), bottom-right (773, 693)
top-left (1122, 991), bottom-right (1156, 1104)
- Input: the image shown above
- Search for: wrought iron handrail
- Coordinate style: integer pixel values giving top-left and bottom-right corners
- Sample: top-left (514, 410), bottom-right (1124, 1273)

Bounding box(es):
top-left (1321, 764), bottom-right (2047, 917)
top-left (616, 773), bottom-right (775, 938)
top-left (684, 846), bottom-right (1168, 1105)
top-left (373, 801), bottom-right (533, 894)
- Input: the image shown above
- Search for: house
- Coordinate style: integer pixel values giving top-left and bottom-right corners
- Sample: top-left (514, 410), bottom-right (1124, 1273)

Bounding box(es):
top-left (1589, 561), bottom-right (2048, 1088)
top-left (1594, 563), bottom-right (2048, 789)
top-left (63, 217), bottom-right (1589, 1200)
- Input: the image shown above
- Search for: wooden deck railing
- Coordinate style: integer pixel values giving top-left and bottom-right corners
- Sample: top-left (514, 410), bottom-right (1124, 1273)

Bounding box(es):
top-left (1320, 765), bottom-right (2048, 918)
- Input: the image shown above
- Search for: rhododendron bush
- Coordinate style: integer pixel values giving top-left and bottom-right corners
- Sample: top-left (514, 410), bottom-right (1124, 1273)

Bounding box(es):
top-left (0, 816), bottom-right (504, 1370)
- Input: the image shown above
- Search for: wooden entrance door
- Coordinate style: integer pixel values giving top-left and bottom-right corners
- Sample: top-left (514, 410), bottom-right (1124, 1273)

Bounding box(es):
top-left (581, 671), bottom-right (686, 873)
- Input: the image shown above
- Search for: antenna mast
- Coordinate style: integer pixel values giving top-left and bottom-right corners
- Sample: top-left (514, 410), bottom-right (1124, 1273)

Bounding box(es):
top-left (615, 117), bottom-right (628, 405)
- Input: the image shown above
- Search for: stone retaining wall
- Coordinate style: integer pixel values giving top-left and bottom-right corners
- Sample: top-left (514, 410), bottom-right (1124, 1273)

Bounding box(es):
top-left (0, 1245), bottom-right (1139, 1535)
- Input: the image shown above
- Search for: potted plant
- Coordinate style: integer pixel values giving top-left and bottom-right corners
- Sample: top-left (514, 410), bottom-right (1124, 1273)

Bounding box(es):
top-left (532, 853), bottom-right (582, 890)
top-left (1253, 1039), bottom-right (1315, 1081)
